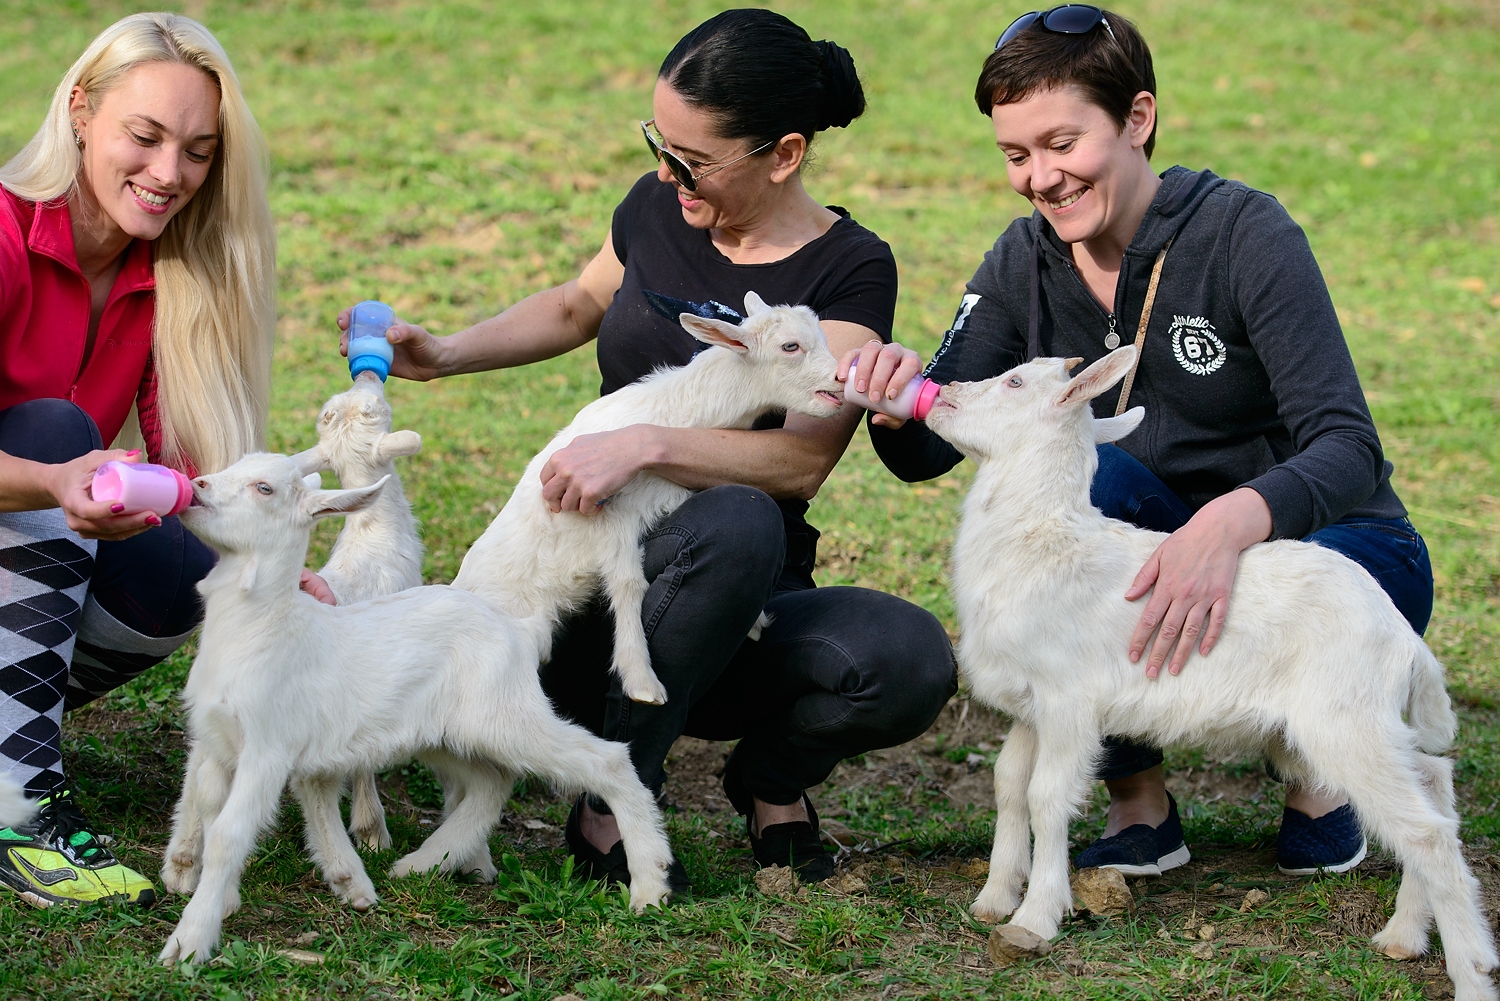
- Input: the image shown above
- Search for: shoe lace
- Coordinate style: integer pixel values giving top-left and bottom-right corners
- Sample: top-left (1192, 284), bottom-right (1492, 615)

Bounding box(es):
top-left (34, 788), bottom-right (115, 865)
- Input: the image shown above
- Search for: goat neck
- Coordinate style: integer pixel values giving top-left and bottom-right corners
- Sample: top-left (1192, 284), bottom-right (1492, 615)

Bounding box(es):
top-left (611, 348), bottom-right (779, 431)
top-left (964, 421), bottom-right (1102, 543)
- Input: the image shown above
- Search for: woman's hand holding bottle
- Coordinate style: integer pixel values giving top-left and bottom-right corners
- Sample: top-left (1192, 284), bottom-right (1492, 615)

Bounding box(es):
top-left (336, 305), bottom-right (449, 382)
top-left (837, 340), bottom-right (929, 427)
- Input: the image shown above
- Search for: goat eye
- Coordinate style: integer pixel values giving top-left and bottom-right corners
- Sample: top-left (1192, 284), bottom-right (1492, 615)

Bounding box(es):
top-left (780, 342), bottom-right (801, 353)
top-left (1007, 376), bottom-right (1023, 388)
top-left (254, 482), bottom-right (273, 496)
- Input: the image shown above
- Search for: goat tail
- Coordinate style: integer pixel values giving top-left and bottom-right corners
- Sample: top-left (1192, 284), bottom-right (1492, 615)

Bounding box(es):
top-left (0, 773), bottom-right (36, 829)
top-left (1407, 641), bottom-right (1457, 754)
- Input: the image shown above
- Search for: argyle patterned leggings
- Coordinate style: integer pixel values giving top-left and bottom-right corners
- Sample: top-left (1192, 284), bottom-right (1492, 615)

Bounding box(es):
top-left (0, 400), bottom-right (213, 798)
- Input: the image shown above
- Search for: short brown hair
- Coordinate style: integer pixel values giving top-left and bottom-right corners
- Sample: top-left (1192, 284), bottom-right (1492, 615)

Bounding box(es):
top-left (974, 10), bottom-right (1157, 158)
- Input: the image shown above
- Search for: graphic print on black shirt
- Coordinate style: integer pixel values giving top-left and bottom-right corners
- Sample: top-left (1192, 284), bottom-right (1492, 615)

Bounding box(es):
top-left (596, 173), bottom-right (900, 588)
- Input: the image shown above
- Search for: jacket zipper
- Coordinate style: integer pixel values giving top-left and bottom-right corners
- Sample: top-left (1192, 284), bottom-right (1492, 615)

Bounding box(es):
top-left (1064, 260), bottom-right (1119, 349)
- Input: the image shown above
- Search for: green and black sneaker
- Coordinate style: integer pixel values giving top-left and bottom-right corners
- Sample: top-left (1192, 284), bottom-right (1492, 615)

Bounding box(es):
top-left (0, 788), bottom-right (156, 908)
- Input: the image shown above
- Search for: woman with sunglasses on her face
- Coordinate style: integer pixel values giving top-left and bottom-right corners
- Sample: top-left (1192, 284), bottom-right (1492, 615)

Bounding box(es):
top-left (330, 9), bottom-right (956, 887)
top-left (859, 6), bottom-right (1430, 879)
top-left (0, 13), bottom-right (275, 907)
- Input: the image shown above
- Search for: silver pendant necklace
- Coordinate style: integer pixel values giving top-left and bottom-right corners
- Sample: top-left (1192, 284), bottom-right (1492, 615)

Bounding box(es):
top-left (1104, 313), bottom-right (1120, 350)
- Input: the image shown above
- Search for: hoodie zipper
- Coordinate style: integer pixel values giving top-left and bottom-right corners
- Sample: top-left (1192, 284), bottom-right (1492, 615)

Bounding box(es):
top-left (1063, 260), bottom-right (1120, 349)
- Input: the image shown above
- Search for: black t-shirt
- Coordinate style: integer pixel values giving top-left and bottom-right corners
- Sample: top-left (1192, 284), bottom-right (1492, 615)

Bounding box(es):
top-left (598, 172), bottom-right (899, 587)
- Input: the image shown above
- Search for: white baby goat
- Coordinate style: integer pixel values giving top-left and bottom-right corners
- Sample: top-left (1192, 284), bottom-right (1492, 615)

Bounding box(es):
top-left (303, 373), bottom-right (424, 850)
top-left (161, 375), bottom-right (423, 875)
top-left (926, 347), bottom-right (1495, 1001)
top-left (158, 453), bottom-right (673, 965)
top-left (453, 291), bottom-right (845, 705)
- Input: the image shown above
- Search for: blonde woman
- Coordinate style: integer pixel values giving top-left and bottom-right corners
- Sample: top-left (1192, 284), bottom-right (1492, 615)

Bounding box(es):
top-left (0, 12), bottom-right (274, 907)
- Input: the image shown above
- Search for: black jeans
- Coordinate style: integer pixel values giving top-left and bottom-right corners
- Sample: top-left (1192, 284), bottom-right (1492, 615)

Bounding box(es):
top-left (1091, 444), bottom-right (1436, 781)
top-left (539, 485), bottom-right (958, 812)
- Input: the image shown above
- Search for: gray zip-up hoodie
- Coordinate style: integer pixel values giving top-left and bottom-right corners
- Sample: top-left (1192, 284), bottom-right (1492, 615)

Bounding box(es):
top-left (871, 166), bottom-right (1405, 540)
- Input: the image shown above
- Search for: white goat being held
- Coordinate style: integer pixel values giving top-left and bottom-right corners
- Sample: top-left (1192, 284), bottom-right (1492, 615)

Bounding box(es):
top-left (926, 347), bottom-right (1495, 1001)
top-left (453, 291), bottom-right (845, 705)
top-left (157, 453), bottom-right (673, 965)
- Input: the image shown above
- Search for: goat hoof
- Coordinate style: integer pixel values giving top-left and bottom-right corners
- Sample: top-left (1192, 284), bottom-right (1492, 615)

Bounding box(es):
top-left (1371, 934), bottom-right (1426, 962)
top-left (971, 886), bottom-right (1020, 923)
top-left (160, 926), bottom-right (216, 965)
top-left (160, 858), bottom-right (200, 895)
top-left (350, 826), bottom-right (392, 851)
top-left (624, 681), bottom-right (668, 706)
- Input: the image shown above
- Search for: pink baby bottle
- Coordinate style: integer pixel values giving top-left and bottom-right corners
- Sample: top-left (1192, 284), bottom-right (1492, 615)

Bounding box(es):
top-left (91, 461), bottom-right (194, 518)
top-left (841, 356), bottom-right (942, 421)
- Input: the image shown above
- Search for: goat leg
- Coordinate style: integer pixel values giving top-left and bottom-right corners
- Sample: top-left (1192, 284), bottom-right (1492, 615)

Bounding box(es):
top-left (160, 754), bottom-right (289, 965)
top-left (293, 774), bottom-right (378, 910)
top-left (973, 721), bottom-right (1037, 922)
top-left (346, 769), bottom-right (392, 850)
top-left (602, 544), bottom-right (667, 705)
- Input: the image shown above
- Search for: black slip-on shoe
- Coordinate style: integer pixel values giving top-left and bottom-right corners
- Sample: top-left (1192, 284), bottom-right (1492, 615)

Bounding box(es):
top-left (563, 795), bottom-right (691, 897)
top-left (1277, 803), bottom-right (1366, 876)
top-left (1074, 791), bottom-right (1190, 877)
top-left (748, 793), bottom-right (835, 884)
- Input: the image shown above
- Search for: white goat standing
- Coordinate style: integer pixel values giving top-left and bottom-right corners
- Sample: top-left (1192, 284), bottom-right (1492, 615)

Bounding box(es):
top-left (305, 373), bottom-right (423, 850)
top-left (453, 291), bottom-right (845, 704)
top-left (926, 347), bottom-right (1495, 1001)
top-left (158, 453), bottom-right (673, 965)
top-left (161, 375), bottom-right (422, 879)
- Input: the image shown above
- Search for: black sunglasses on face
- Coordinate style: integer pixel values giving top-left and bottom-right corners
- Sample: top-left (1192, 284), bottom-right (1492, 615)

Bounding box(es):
top-left (995, 4), bottom-right (1118, 50)
top-left (641, 120), bottom-right (775, 192)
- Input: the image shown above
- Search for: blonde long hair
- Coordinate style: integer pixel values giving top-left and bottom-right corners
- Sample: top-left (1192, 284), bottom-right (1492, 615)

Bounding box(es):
top-left (0, 12), bottom-right (274, 473)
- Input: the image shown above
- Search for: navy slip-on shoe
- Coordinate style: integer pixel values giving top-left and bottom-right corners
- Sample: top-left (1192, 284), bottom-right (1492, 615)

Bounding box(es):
top-left (1277, 803), bottom-right (1366, 876)
top-left (1074, 791), bottom-right (1191, 877)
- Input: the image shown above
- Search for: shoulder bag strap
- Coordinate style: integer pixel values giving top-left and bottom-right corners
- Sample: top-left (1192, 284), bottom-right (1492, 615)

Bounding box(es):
top-left (1114, 239), bottom-right (1172, 416)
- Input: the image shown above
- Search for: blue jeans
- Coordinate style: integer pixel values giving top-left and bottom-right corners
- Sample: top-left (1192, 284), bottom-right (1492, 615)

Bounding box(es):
top-left (1092, 444), bottom-right (1434, 780)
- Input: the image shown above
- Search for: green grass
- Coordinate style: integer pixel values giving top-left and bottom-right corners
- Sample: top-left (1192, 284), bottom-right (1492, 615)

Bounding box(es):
top-left (1, 0), bottom-right (1497, 997)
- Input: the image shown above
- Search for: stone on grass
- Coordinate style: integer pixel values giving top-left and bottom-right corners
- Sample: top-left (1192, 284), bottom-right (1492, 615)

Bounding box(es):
top-left (823, 871), bottom-right (868, 895)
top-left (1071, 867), bottom-right (1135, 916)
top-left (1240, 888), bottom-right (1270, 912)
top-left (754, 864), bottom-right (802, 899)
top-left (277, 948), bottom-right (325, 965)
top-left (959, 859), bottom-right (991, 880)
top-left (1190, 941), bottom-right (1216, 960)
top-left (987, 924), bottom-right (1054, 966)
top-left (1197, 923), bottom-right (1217, 942)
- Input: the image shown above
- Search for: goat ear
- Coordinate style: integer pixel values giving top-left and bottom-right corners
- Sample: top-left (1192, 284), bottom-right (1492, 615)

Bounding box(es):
top-left (302, 472), bottom-right (323, 491)
top-left (290, 445), bottom-right (328, 475)
top-left (376, 430), bottom-right (422, 462)
top-left (1094, 406), bottom-right (1145, 444)
top-left (743, 290), bottom-right (770, 316)
top-left (1054, 346), bottom-right (1138, 407)
top-left (680, 314), bottom-right (751, 353)
top-left (302, 476), bottom-right (389, 520)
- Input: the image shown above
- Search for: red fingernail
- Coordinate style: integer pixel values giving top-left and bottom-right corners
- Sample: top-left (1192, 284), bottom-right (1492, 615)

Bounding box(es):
top-left (126, 449), bottom-right (141, 457)
top-left (146, 515), bottom-right (161, 526)
top-left (110, 503), bottom-right (125, 514)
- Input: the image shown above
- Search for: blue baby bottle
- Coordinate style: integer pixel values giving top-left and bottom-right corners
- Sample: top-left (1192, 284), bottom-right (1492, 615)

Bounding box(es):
top-left (347, 300), bottom-right (396, 381)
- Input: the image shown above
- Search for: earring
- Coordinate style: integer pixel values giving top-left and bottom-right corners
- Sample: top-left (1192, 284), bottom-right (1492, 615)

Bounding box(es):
top-left (71, 121), bottom-right (82, 147)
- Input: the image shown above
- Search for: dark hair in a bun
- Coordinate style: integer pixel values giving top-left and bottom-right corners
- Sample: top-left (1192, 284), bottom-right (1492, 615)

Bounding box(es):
top-left (660, 9), bottom-right (866, 151)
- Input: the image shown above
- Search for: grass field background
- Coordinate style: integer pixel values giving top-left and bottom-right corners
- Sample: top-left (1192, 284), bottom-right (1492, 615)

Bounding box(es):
top-left (0, 0), bottom-right (1496, 998)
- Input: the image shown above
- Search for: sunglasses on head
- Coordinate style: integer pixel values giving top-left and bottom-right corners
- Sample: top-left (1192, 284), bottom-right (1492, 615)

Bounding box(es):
top-left (641, 120), bottom-right (776, 192)
top-left (995, 4), bottom-right (1118, 50)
